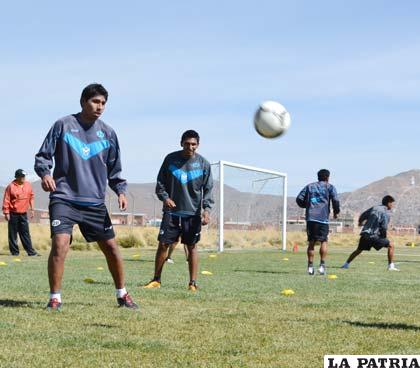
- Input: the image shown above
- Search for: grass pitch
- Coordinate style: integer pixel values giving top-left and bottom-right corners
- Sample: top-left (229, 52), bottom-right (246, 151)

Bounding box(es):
top-left (0, 245), bottom-right (419, 367)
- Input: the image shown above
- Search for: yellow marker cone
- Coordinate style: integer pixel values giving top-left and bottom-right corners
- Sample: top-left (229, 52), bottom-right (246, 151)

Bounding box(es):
top-left (209, 254), bottom-right (217, 259)
top-left (201, 270), bottom-right (213, 276)
top-left (281, 288), bottom-right (295, 296)
top-left (368, 261), bottom-right (375, 265)
top-left (84, 277), bottom-right (96, 284)
top-left (132, 254), bottom-right (141, 259)
top-left (13, 258), bottom-right (22, 262)
top-left (96, 267), bottom-right (104, 271)
top-left (282, 257), bottom-right (289, 261)
top-left (0, 261), bottom-right (7, 266)
top-left (327, 274), bottom-right (338, 280)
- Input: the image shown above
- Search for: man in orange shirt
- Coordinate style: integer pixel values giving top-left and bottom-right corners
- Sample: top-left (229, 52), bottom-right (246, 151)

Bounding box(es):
top-left (2, 169), bottom-right (39, 256)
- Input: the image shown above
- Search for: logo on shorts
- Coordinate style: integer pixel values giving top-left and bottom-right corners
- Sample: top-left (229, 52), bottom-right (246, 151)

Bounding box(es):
top-left (104, 225), bottom-right (113, 231)
top-left (160, 230), bottom-right (165, 235)
top-left (51, 220), bottom-right (61, 227)
top-left (96, 130), bottom-right (105, 139)
top-left (71, 129), bottom-right (79, 133)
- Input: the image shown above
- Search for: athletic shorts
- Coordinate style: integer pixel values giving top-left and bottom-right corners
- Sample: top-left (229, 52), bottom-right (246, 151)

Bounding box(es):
top-left (49, 198), bottom-right (115, 242)
top-left (358, 234), bottom-right (390, 251)
top-left (306, 221), bottom-right (329, 242)
top-left (158, 212), bottom-right (201, 245)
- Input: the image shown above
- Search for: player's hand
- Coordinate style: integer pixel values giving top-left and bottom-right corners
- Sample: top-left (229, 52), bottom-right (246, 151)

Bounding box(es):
top-left (333, 213), bottom-right (338, 219)
top-left (41, 175), bottom-right (56, 192)
top-left (4, 214), bottom-right (10, 222)
top-left (118, 194), bottom-right (128, 211)
top-left (29, 210), bottom-right (35, 219)
top-left (164, 198), bottom-right (176, 209)
top-left (202, 210), bottom-right (210, 225)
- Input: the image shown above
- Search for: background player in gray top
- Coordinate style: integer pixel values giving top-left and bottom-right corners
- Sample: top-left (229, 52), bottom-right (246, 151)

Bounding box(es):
top-left (341, 195), bottom-right (399, 271)
top-left (34, 83), bottom-right (138, 310)
top-left (144, 130), bottom-right (213, 291)
top-left (296, 169), bottom-right (340, 275)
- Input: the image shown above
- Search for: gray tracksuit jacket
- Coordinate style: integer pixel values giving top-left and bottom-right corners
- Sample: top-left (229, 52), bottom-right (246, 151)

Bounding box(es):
top-left (156, 151), bottom-right (214, 216)
top-left (34, 114), bottom-right (127, 204)
top-left (359, 205), bottom-right (390, 238)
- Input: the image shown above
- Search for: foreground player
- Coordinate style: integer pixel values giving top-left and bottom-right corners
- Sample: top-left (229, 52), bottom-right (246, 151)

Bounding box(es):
top-left (341, 195), bottom-right (398, 271)
top-left (144, 130), bottom-right (213, 291)
top-left (296, 169), bottom-right (340, 275)
top-left (34, 83), bottom-right (138, 310)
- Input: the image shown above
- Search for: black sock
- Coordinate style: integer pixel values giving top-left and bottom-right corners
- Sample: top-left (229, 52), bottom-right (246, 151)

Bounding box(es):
top-left (320, 260), bottom-right (325, 266)
top-left (308, 262), bottom-right (313, 267)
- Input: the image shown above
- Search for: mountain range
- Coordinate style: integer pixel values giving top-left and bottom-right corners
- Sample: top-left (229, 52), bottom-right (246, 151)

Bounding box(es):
top-left (1, 169), bottom-right (419, 225)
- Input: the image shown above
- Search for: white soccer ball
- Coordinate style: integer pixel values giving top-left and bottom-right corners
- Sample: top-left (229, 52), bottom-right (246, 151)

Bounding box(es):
top-left (254, 101), bottom-right (291, 138)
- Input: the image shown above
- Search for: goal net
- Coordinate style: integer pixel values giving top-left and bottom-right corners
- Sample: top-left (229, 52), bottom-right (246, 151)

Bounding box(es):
top-left (204, 161), bottom-right (287, 252)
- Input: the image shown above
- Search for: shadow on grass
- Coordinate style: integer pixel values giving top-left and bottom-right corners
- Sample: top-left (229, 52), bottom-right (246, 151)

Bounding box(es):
top-left (397, 260), bottom-right (420, 264)
top-left (125, 259), bottom-right (154, 263)
top-left (233, 269), bottom-right (291, 275)
top-left (343, 320), bottom-right (420, 331)
top-left (88, 323), bottom-right (117, 329)
top-left (0, 299), bottom-right (40, 308)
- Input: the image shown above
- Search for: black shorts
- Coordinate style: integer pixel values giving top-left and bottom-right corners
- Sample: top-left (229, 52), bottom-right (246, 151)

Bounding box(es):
top-left (358, 234), bottom-right (390, 251)
top-left (158, 212), bottom-right (201, 245)
top-left (49, 198), bottom-right (115, 242)
top-left (307, 221), bottom-right (329, 242)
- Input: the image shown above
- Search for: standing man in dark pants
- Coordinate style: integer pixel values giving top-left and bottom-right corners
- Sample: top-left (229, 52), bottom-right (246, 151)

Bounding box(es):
top-left (2, 169), bottom-right (39, 256)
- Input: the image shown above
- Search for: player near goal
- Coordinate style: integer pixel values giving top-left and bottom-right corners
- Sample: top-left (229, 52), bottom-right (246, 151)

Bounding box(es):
top-left (296, 169), bottom-right (340, 275)
top-left (34, 83), bottom-right (138, 310)
top-left (144, 130), bottom-right (214, 291)
top-left (341, 195), bottom-right (399, 271)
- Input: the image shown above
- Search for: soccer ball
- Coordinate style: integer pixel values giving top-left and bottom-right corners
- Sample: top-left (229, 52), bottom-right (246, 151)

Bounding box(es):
top-left (254, 101), bottom-right (291, 138)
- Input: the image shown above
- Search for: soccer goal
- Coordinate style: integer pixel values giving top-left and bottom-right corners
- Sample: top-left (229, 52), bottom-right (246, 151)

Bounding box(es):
top-left (208, 161), bottom-right (287, 252)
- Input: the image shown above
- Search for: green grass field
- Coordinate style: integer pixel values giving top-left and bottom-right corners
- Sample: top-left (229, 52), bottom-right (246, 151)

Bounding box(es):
top-left (0, 245), bottom-right (419, 367)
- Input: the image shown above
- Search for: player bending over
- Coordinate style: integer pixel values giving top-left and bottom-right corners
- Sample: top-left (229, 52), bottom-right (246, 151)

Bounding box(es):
top-left (144, 130), bottom-right (214, 291)
top-left (34, 83), bottom-right (138, 310)
top-left (341, 195), bottom-right (398, 271)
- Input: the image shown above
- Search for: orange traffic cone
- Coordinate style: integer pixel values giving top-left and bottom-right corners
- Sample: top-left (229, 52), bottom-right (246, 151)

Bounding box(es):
top-left (292, 242), bottom-right (298, 252)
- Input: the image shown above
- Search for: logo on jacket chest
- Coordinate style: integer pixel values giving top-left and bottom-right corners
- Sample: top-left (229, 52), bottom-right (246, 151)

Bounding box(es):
top-left (169, 164), bottom-right (203, 184)
top-left (63, 132), bottom-right (110, 160)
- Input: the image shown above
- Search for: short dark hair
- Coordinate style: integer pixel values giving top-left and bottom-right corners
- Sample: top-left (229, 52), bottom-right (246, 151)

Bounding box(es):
top-left (80, 83), bottom-right (108, 106)
top-left (317, 169), bottom-right (330, 181)
top-left (382, 195), bottom-right (395, 206)
top-left (181, 130), bottom-right (200, 144)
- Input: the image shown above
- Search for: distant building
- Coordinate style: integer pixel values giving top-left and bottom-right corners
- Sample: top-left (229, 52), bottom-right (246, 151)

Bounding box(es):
top-left (33, 208), bottom-right (49, 224)
top-left (111, 212), bottom-right (130, 225)
top-left (132, 213), bottom-right (147, 226)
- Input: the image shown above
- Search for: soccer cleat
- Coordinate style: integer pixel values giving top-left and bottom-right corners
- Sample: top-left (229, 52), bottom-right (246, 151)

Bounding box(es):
top-left (188, 281), bottom-right (198, 292)
top-left (341, 263), bottom-right (349, 269)
top-left (388, 264), bottom-right (400, 271)
top-left (117, 293), bottom-right (139, 309)
top-left (46, 298), bottom-right (62, 311)
top-left (318, 265), bottom-right (326, 275)
top-left (307, 266), bottom-right (315, 275)
top-left (143, 280), bottom-right (161, 289)
top-left (166, 258), bottom-right (174, 264)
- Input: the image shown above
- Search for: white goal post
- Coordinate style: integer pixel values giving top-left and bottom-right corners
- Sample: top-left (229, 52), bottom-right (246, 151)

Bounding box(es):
top-left (215, 160), bottom-right (288, 252)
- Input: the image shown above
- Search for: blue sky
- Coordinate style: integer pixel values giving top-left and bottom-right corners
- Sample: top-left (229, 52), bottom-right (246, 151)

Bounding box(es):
top-left (1, 1), bottom-right (419, 194)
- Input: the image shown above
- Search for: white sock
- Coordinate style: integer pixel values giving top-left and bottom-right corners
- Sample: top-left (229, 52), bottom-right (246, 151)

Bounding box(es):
top-left (116, 287), bottom-right (127, 298)
top-left (50, 292), bottom-right (61, 303)
top-left (389, 262), bottom-right (395, 268)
